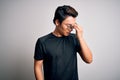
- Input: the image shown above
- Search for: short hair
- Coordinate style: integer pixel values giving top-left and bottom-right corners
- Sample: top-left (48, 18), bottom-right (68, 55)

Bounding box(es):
top-left (53, 5), bottom-right (78, 24)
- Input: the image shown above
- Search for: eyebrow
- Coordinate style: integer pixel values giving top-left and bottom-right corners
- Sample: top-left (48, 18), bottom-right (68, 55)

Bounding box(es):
top-left (64, 22), bottom-right (76, 26)
top-left (64, 23), bottom-right (72, 25)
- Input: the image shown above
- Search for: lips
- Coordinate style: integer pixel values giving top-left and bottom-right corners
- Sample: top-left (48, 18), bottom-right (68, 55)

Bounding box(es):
top-left (64, 30), bottom-right (72, 36)
top-left (68, 29), bottom-right (73, 33)
top-left (66, 32), bottom-right (71, 35)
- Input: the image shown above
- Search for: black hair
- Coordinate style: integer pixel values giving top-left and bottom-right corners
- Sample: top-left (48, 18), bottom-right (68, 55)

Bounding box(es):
top-left (53, 5), bottom-right (78, 24)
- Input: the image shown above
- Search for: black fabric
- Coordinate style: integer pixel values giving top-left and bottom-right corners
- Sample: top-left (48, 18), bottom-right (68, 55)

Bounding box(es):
top-left (34, 33), bottom-right (81, 80)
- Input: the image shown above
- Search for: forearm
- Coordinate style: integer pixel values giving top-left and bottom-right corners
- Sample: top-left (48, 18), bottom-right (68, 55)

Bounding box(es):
top-left (74, 23), bottom-right (92, 63)
top-left (78, 37), bottom-right (93, 63)
top-left (34, 60), bottom-right (44, 80)
top-left (34, 66), bottom-right (44, 80)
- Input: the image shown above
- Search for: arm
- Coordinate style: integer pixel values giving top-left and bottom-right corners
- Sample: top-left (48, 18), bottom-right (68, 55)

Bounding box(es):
top-left (74, 24), bottom-right (93, 64)
top-left (34, 59), bottom-right (44, 80)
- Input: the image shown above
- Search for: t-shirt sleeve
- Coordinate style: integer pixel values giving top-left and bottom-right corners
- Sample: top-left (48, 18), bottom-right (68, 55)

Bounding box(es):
top-left (74, 35), bottom-right (81, 52)
top-left (34, 38), bottom-right (45, 60)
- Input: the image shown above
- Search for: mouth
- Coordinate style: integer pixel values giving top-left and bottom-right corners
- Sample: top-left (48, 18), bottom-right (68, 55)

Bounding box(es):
top-left (66, 31), bottom-right (71, 35)
top-left (68, 29), bottom-right (73, 33)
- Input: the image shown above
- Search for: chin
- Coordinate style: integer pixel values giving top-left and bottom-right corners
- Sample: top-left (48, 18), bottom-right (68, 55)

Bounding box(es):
top-left (64, 33), bottom-right (70, 36)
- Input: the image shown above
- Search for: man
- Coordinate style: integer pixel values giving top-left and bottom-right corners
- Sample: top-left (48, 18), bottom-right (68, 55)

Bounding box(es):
top-left (34, 5), bottom-right (92, 80)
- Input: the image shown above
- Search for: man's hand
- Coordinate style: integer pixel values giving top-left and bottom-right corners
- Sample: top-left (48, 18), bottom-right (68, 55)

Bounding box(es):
top-left (73, 23), bottom-right (83, 39)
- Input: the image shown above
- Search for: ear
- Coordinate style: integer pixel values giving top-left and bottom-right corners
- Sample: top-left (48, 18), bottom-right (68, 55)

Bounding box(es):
top-left (55, 19), bottom-right (60, 26)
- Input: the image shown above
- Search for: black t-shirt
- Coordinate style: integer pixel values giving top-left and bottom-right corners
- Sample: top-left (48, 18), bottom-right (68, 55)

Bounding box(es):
top-left (34, 33), bottom-right (81, 80)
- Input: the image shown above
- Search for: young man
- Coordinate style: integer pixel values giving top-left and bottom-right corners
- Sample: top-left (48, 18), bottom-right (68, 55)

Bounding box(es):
top-left (34, 5), bottom-right (92, 80)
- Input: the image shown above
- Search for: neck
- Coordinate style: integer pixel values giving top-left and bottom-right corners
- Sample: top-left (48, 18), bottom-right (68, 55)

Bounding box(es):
top-left (52, 29), bottom-right (63, 37)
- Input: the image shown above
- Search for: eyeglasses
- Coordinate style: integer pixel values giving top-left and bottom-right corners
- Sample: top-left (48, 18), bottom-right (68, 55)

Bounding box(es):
top-left (65, 24), bottom-right (74, 30)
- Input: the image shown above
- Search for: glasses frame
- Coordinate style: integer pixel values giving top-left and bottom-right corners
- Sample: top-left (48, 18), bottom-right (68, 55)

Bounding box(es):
top-left (64, 24), bottom-right (74, 31)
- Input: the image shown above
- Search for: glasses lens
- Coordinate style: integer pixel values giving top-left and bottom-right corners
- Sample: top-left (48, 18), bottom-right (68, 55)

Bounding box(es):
top-left (67, 25), bottom-right (73, 30)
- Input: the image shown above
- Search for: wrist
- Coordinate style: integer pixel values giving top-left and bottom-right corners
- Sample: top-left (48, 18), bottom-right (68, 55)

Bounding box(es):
top-left (77, 36), bottom-right (84, 41)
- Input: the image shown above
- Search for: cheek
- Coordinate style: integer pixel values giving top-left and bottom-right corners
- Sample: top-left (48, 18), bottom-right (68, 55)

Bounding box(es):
top-left (62, 27), bottom-right (67, 31)
top-left (61, 26), bottom-right (67, 31)
top-left (61, 27), bottom-right (68, 34)
top-left (58, 25), bottom-right (68, 35)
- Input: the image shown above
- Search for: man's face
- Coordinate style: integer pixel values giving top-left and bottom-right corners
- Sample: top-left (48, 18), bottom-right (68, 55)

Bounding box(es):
top-left (57, 16), bottom-right (76, 36)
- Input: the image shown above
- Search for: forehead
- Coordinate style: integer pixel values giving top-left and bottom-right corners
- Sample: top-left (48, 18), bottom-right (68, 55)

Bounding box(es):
top-left (62, 16), bottom-right (76, 24)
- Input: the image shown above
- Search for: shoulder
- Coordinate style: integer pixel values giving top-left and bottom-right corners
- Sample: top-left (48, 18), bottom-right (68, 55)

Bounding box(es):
top-left (37, 33), bottom-right (53, 43)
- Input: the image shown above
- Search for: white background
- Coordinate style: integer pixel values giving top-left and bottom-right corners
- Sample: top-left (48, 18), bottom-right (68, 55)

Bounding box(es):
top-left (0, 0), bottom-right (120, 80)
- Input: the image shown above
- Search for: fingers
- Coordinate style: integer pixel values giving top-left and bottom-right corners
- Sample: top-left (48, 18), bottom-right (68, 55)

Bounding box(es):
top-left (73, 23), bottom-right (83, 32)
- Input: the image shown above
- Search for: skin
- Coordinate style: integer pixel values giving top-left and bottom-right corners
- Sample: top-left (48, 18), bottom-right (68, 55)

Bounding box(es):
top-left (34, 16), bottom-right (93, 80)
